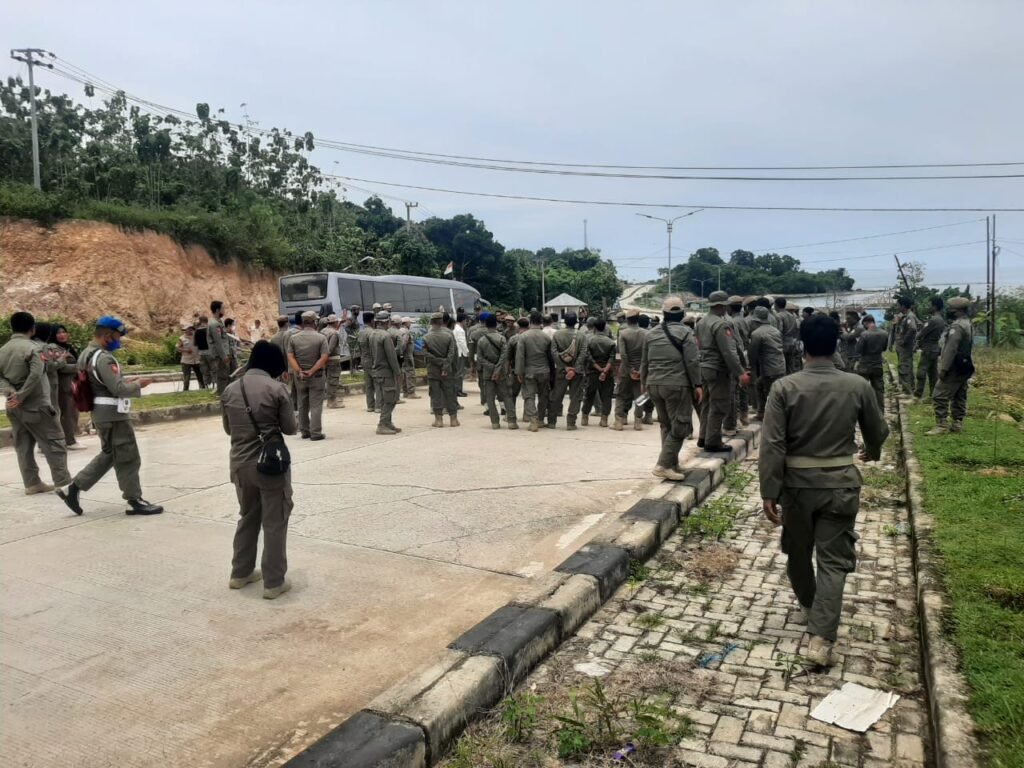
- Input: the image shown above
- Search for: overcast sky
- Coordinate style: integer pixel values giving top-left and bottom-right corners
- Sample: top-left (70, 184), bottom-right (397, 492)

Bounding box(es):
top-left (6, 1), bottom-right (1023, 290)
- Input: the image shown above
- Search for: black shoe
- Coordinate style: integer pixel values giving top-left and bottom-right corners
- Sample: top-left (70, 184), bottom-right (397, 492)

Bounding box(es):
top-left (57, 483), bottom-right (83, 515)
top-left (126, 498), bottom-right (164, 515)
top-left (456, 391), bottom-right (468, 397)
top-left (310, 434), bottom-right (326, 441)
top-left (697, 439), bottom-right (705, 448)
top-left (301, 433), bottom-right (311, 440)
top-left (545, 423), bottom-right (557, 429)
top-left (703, 444), bottom-right (732, 454)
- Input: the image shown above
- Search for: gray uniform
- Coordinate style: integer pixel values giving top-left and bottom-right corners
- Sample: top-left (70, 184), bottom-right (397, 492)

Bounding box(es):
top-left (759, 359), bottom-right (889, 642)
top-left (370, 327), bottom-right (402, 428)
top-left (855, 328), bottom-right (888, 412)
top-left (506, 332), bottom-right (523, 404)
top-left (477, 330), bottom-right (516, 427)
top-left (0, 333), bottom-right (71, 489)
top-left (914, 311), bottom-right (946, 400)
top-left (890, 311), bottom-right (919, 393)
top-left (696, 313), bottom-right (745, 448)
top-left (747, 317), bottom-right (786, 420)
top-left (777, 311), bottom-right (801, 374)
top-left (357, 326), bottom-right (376, 411)
top-left (206, 316), bottom-right (231, 395)
top-left (614, 325), bottom-right (645, 421)
top-left (55, 345), bottom-right (80, 445)
top-left (548, 327), bottom-right (585, 426)
top-left (72, 344), bottom-right (145, 501)
top-left (321, 326), bottom-right (345, 408)
top-left (222, 369), bottom-right (297, 590)
top-left (640, 321), bottom-right (701, 470)
top-left (287, 329), bottom-right (329, 438)
top-left (515, 328), bottom-right (553, 427)
top-left (840, 323), bottom-right (863, 371)
top-left (932, 317), bottom-right (973, 427)
top-left (397, 327), bottom-right (416, 396)
top-left (468, 323), bottom-right (488, 405)
top-left (724, 312), bottom-right (749, 431)
top-left (423, 328), bottom-right (458, 415)
top-left (581, 333), bottom-right (616, 419)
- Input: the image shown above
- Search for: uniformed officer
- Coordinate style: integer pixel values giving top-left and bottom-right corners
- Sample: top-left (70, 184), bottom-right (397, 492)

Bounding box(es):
top-left (286, 311), bottom-right (329, 440)
top-left (221, 341), bottom-right (296, 599)
top-left (839, 309), bottom-right (863, 371)
top-left (760, 314), bottom-right (889, 666)
top-left (613, 309), bottom-right (645, 431)
top-left (270, 316), bottom-right (290, 355)
top-left (321, 314), bottom-right (346, 409)
top-left (224, 318), bottom-right (240, 375)
top-left (636, 315), bottom-right (656, 425)
top-left (423, 312), bottom-right (459, 427)
top-left (206, 300), bottom-right (231, 395)
top-left (914, 296), bottom-right (946, 402)
top-left (0, 311), bottom-right (73, 495)
top-left (746, 306), bottom-right (786, 422)
top-left (854, 315), bottom-right (888, 412)
top-left (370, 311), bottom-right (404, 434)
top-left (724, 295), bottom-right (751, 434)
top-left (506, 317), bottom-right (528, 410)
top-left (357, 310), bottom-right (378, 412)
top-left (928, 297), bottom-right (974, 435)
top-left (890, 295), bottom-right (919, 394)
top-left (641, 296), bottom-right (703, 480)
top-left (477, 314), bottom-right (518, 430)
top-left (773, 297), bottom-right (800, 373)
top-left (580, 319), bottom-right (616, 427)
top-left (515, 310), bottom-right (554, 432)
top-left (502, 315), bottom-right (517, 340)
top-left (467, 313), bottom-right (489, 409)
top-left (60, 316), bottom-right (163, 516)
top-left (399, 317), bottom-right (419, 399)
top-left (696, 291), bottom-right (750, 452)
top-left (548, 312), bottom-right (585, 430)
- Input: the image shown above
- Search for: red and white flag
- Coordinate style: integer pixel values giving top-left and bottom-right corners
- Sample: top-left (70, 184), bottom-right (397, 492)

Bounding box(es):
top-left (444, 261), bottom-right (454, 276)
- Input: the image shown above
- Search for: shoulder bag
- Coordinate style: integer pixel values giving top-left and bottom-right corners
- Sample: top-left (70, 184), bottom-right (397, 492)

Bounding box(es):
top-left (240, 379), bottom-right (291, 476)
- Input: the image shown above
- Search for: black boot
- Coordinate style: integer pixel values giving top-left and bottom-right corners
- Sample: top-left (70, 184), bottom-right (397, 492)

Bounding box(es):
top-left (58, 483), bottom-right (83, 515)
top-left (126, 498), bottom-right (164, 516)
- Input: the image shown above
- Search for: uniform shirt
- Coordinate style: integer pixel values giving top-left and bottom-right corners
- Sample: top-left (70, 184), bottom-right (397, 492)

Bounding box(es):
top-left (759, 359), bottom-right (889, 500)
top-left (515, 328), bottom-right (554, 377)
top-left (747, 321), bottom-right (787, 378)
top-left (370, 328), bottom-right (402, 379)
top-left (269, 329), bottom-right (290, 355)
top-left (916, 312), bottom-right (946, 353)
top-left (0, 333), bottom-right (50, 409)
top-left (207, 316), bottom-right (228, 359)
top-left (891, 311), bottom-right (919, 350)
top-left (775, 310), bottom-right (798, 348)
top-left (453, 324), bottom-right (469, 358)
top-left (841, 324), bottom-right (863, 364)
top-left (938, 317), bottom-right (973, 378)
top-left (640, 321), bottom-right (701, 389)
top-left (855, 328), bottom-right (889, 372)
top-left (475, 330), bottom-right (511, 380)
top-left (551, 327), bottom-right (585, 373)
top-left (581, 333), bottom-right (616, 371)
top-left (395, 327), bottom-right (413, 367)
top-left (178, 334), bottom-right (199, 365)
top-left (506, 332), bottom-right (522, 372)
top-left (423, 328), bottom-right (457, 380)
top-left (287, 328), bottom-right (329, 371)
top-left (357, 327), bottom-right (375, 369)
top-left (616, 325), bottom-right (645, 375)
top-left (467, 324), bottom-right (488, 367)
top-left (321, 326), bottom-right (342, 360)
top-left (221, 369), bottom-right (297, 471)
top-left (78, 343), bottom-right (142, 424)
top-left (727, 311), bottom-right (749, 365)
top-left (695, 313), bottom-right (744, 377)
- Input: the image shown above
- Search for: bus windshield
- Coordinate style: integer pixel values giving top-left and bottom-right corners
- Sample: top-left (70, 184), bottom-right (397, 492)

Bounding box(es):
top-left (281, 274), bottom-right (328, 302)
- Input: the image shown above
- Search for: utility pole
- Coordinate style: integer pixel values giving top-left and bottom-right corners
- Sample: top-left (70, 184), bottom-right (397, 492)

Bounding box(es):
top-left (894, 254), bottom-right (911, 294)
top-left (986, 216), bottom-right (991, 335)
top-left (991, 214), bottom-right (999, 341)
top-left (636, 209), bottom-right (703, 297)
top-left (540, 252), bottom-right (547, 311)
top-left (10, 48), bottom-right (53, 190)
top-left (583, 219), bottom-right (588, 251)
top-left (404, 201), bottom-right (418, 224)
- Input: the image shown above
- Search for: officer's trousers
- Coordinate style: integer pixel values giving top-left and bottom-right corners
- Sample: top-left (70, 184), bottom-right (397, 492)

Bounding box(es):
top-left (548, 370), bottom-right (582, 423)
top-left (521, 374), bottom-right (550, 425)
top-left (784, 344), bottom-right (801, 374)
top-left (755, 375), bottom-right (781, 419)
top-left (198, 354), bottom-right (213, 390)
top-left (296, 373), bottom-right (326, 437)
top-left (723, 375), bottom-right (740, 431)
top-left (75, 420), bottom-right (142, 500)
top-left (326, 360), bottom-right (343, 406)
top-left (649, 384), bottom-right (694, 470)
top-left (363, 369), bottom-right (376, 411)
top-left (933, 374), bottom-right (969, 424)
top-left (858, 368), bottom-right (885, 413)
top-left (914, 350), bottom-right (939, 399)
top-left (896, 346), bottom-right (915, 393)
top-left (428, 377), bottom-right (458, 415)
top-left (615, 377), bottom-right (642, 420)
top-left (375, 374), bottom-right (399, 426)
top-left (583, 371), bottom-right (614, 418)
top-left (8, 406), bottom-right (71, 488)
top-left (698, 368), bottom-right (732, 447)
top-left (181, 363), bottom-right (204, 392)
top-left (781, 487), bottom-right (860, 642)
top-left (207, 355), bottom-right (230, 396)
top-left (402, 362), bottom-right (416, 395)
top-left (57, 377), bottom-right (80, 444)
top-left (482, 377), bottom-right (515, 425)
top-left (230, 464), bottom-right (292, 590)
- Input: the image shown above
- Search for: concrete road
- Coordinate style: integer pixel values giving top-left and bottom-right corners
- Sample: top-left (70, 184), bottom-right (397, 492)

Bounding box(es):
top-left (0, 385), bottom-right (693, 767)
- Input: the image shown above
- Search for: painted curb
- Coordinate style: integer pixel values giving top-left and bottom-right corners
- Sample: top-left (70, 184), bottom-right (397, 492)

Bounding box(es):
top-left (283, 423), bottom-right (761, 767)
top-left (888, 366), bottom-right (981, 768)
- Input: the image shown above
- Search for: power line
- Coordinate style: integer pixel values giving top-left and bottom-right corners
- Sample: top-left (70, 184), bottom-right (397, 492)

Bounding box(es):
top-left (797, 240), bottom-right (987, 266)
top-left (751, 219), bottom-right (984, 251)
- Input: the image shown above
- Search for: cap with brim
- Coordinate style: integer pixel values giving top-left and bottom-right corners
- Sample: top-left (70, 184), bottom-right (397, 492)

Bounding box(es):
top-left (742, 295), bottom-right (758, 306)
top-left (276, 315), bottom-right (288, 323)
top-left (948, 297), bottom-right (970, 309)
top-left (625, 308), bottom-right (641, 318)
top-left (96, 315), bottom-right (127, 335)
top-left (375, 311), bottom-right (390, 322)
top-left (430, 312), bottom-right (444, 321)
top-left (326, 314), bottom-right (339, 323)
top-left (727, 295), bottom-right (743, 305)
top-left (707, 291), bottom-right (729, 307)
top-left (182, 322), bottom-right (194, 330)
top-left (786, 302), bottom-right (799, 311)
top-left (301, 311), bottom-right (318, 322)
top-left (372, 303), bottom-right (382, 310)
top-left (752, 306), bottom-right (770, 321)
top-left (661, 296), bottom-right (685, 312)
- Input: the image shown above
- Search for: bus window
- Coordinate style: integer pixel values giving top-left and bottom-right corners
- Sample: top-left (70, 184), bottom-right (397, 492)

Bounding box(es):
top-left (360, 282), bottom-right (376, 308)
top-left (337, 277), bottom-right (363, 310)
top-left (374, 282), bottom-right (405, 309)
top-left (429, 287), bottom-right (453, 312)
top-left (403, 285), bottom-right (430, 312)
top-left (281, 274), bottom-right (327, 302)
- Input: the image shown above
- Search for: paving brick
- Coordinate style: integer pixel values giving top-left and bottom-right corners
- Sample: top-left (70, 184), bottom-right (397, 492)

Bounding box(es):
top-left (896, 733), bottom-right (926, 762)
top-left (710, 715), bottom-right (744, 743)
top-left (675, 749), bottom-right (730, 768)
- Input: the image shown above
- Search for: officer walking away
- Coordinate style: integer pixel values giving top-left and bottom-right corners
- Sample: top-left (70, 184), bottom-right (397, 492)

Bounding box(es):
top-left (60, 316), bottom-right (163, 516)
top-left (370, 311), bottom-right (404, 434)
top-left (759, 314), bottom-right (889, 666)
top-left (321, 314), bottom-right (346, 409)
top-left (890, 295), bottom-right (919, 394)
top-left (696, 291), bottom-right (750, 452)
top-left (207, 300), bottom-right (231, 395)
top-left (640, 297), bottom-right (703, 480)
top-left (774, 297), bottom-right (800, 374)
top-left (636, 315), bottom-right (657, 425)
top-left (580, 318), bottom-right (616, 427)
top-left (548, 312), bottom-right (585, 430)
top-left (221, 341), bottom-right (296, 600)
top-left (423, 312), bottom-right (459, 427)
top-left (854, 315), bottom-right (888, 412)
top-left (746, 306), bottom-right (786, 422)
top-left (613, 309), bottom-right (645, 431)
top-left (724, 296), bottom-right (751, 434)
top-left (0, 311), bottom-right (73, 495)
top-left (287, 312), bottom-right (329, 440)
top-left (914, 296), bottom-right (946, 402)
top-left (477, 314), bottom-right (518, 429)
top-left (357, 311), bottom-right (378, 412)
top-left (928, 297), bottom-right (974, 435)
top-left (177, 322), bottom-right (205, 391)
top-left (270, 316), bottom-right (290, 355)
top-left (515, 310), bottom-right (554, 432)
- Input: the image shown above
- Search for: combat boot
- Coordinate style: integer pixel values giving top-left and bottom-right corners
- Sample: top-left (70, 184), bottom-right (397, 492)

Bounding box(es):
top-left (528, 420), bottom-right (540, 432)
top-left (580, 414), bottom-right (589, 426)
top-left (642, 413), bottom-right (654, 425)
top-left (805, 635), bottom-right (834, 667)
top-left (599, 415), bottom-right (609, 428)
top-left (612, 418), bottom-right (624, 431)
top-left (926, 421), bottom-right (949, 436)
top-left (263, 580), bottom-right (292, 600)
top-left (432, 414), bottom-right (444, 428)
top-left (449, 415), bottom-right (461, 427)
top-left (126, 498), bottom-right (164, 516)
top-left (633, 419), bottom-right (643, 431)
top-left (376, 424), bottom-right (400, 435)
top-left (566, 415), bottom-right (577, 431)
top-left (25, 482), bottom-right (55, 495)
top-left (327, 399), bottom-right (338, 409)
top-left (406, 392), bottom-right (422, 399)
top-left (229, 570), bottom-right (262, 590)
top-left (950, 420), bottom-right (964, 433)
top-left (491, 422), bottom-right (501, 430)
top-left (652, 465), bottom-right (686, 481)
top-left (508, 418), bottom-right (519, 430)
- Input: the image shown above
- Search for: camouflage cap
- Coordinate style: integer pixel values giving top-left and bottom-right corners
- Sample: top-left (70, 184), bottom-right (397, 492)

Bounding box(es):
top-left (326, 314), bottom-right (340, 323)
top-left (276, 315), bottom-right (288, 323)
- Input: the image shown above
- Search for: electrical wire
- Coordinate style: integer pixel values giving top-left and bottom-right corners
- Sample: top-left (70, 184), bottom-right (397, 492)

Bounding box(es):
top-left (751, 219), bottom-right (984, 251)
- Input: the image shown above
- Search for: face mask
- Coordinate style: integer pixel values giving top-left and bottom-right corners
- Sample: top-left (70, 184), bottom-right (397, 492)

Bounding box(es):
top-left (105, 338), bottom-right (122, 352)
top-left (946, 312), bottom-right (956, 322)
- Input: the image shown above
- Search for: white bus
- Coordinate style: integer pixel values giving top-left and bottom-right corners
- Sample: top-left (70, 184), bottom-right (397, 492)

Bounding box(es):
top-left (278, 272), bottom-right (482, 321)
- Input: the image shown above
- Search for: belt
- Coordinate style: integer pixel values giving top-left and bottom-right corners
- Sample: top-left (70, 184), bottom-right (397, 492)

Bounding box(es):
top-left (785, 455), bottom-right (855, 469)
top-left (93, 397), bottom-right (121, 406)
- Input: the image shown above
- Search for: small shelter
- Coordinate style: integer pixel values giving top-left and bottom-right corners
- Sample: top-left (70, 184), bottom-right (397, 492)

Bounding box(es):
top-left (544, 292), bottom-right (587, 319)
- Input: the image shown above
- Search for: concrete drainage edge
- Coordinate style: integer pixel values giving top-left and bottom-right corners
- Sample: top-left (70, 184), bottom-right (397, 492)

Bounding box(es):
top-left (283, 425), bottom-right (761, 767)
top-left (888, 364), bottom-right (981, 768)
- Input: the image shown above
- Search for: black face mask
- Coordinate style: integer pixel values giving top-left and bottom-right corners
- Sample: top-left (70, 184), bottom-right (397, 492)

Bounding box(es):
top-left (946, 312), bottom-right (957, 322)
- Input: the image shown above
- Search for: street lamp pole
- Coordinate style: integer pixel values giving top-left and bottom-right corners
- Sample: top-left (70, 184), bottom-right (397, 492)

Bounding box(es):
top-left (637, 209), bottom-right (703, 296)
top-left (692, 278), bottom-right (711, 299)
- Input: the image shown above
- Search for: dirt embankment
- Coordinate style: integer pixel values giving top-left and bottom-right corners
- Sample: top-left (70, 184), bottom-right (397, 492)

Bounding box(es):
top-left (0, 218), bottom-right (280, 339)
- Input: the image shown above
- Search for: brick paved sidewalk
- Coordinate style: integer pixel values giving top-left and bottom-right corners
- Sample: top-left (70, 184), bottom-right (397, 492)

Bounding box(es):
top-left (443, 447), bottom-right (930, 767)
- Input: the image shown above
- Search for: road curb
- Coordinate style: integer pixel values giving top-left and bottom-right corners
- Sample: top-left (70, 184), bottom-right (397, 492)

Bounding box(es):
top-left (283, 424), bottom-right (761, 767)
top-left (889, 369), bottom-right (981, 768)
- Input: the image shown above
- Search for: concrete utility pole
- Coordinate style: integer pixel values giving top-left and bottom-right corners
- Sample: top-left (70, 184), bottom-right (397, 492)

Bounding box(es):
top-left (636, 209), bottom-right (703, 296)
top-left (10, 48), bottom-right (53, 191)
top-left (404, 201), bottom-right (418, 224)
top-left (583, 219), bottom-right (588, 251)
top-left (991, 214), bottom-right (999, 341)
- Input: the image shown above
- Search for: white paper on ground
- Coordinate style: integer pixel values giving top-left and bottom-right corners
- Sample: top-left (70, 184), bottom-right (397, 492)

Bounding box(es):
top-left (573, 661), bottom-right (612, 677)
top-left (810, 682), bottom-right (900, 732)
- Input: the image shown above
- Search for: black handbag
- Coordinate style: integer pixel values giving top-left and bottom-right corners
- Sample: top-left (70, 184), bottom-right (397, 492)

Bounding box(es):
top-left (240, 379), bottom-right (291, 476)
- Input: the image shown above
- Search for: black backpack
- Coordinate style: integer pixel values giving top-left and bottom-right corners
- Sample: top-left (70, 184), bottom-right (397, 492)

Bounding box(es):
top-left (240, 380), bottom-right (291, 476)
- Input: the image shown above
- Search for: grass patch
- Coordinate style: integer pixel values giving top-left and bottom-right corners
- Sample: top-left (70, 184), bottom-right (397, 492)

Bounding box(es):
top-left (1, 389), bottom-right (218, 431)
top-left (907, 348), bottom-right (1024, 766)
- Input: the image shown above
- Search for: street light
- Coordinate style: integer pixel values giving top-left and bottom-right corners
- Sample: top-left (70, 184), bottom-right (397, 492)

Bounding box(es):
top-left (692, 278), bottom-right (711, 299)
top-left (636, 209), bottom-right (704, 296)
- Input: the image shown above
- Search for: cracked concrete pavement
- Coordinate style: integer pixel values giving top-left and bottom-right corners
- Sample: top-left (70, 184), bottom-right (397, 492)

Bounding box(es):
top-left (0, 385), bottom-right (691, 767)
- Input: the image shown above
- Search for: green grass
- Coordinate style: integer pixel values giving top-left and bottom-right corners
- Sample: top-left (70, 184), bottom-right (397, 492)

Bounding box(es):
top-left (907, 348), bottom-right (1024, 767)
top-left (0, 390), bottom-right (216, 430)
